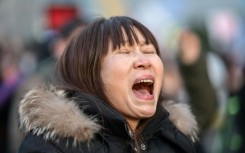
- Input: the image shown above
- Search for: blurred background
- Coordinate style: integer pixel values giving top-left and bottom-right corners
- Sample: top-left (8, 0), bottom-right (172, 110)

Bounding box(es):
top-left (0, 0), bottom-right (245, 153)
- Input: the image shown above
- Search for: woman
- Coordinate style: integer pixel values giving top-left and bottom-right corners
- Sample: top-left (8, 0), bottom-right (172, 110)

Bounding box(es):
top-left (18, 16), bottom-right (197, 153)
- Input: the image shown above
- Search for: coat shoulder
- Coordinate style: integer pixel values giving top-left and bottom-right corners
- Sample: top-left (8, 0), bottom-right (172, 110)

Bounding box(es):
top-left (162, 100), bottom-right (199, 142)
top-left (18, 85), bottom-right (101, 145)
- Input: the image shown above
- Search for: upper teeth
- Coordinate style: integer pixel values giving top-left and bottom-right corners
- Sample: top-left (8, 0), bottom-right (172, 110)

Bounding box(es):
top-left (138, 79), bottom-right (153, 84)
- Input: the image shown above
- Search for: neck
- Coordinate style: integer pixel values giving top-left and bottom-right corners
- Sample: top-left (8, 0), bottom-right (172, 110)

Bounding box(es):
top-left (126, 118), bottom-right (140, 131)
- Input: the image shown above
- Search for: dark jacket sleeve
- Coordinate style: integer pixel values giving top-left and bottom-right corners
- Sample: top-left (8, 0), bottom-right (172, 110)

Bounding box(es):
top-left (18, 133), bottom-right (62, 153)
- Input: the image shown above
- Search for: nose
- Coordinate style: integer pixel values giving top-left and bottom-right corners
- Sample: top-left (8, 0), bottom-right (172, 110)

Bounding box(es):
top-left (133, 52), bottom-right (151, 69)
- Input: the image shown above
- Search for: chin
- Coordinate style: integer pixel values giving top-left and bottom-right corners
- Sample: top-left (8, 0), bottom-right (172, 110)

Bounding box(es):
top-left (139, 108), bottom-right (156, 118)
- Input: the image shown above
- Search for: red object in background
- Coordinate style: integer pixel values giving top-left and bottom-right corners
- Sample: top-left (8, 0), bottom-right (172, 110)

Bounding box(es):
top-left (46, 5), bottom-right (79, 30)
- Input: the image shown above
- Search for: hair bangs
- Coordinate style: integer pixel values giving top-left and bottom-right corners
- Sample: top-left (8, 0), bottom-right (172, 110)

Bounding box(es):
top-left (108, 17), bottom-right (143, 50)
top-left (107, 17), bottom-right (159, 55)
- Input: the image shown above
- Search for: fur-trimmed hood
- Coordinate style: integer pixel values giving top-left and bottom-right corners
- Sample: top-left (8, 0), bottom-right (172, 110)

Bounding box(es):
top-left (19, 86), bottom-right (198, 144)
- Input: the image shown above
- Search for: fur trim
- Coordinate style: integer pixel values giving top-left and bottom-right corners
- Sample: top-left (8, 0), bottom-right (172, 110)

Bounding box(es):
top-left (19, 85), bottom-right (198, 144)
top-left (162, 100), bottom-right (199, 142)
top-left (19, 86), bottom-right (100, 144)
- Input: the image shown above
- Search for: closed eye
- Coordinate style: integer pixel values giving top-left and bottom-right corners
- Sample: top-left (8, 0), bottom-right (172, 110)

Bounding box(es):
top-left (143, 50), bottom-right (156, 54)
top-left (118, 49), bottom-right (131, 54)
top-left (141, 45), bottom-right (156, 54)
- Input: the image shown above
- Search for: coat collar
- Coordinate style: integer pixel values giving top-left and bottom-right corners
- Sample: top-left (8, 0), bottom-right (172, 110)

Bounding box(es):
top-left (19, 85), bottom-right (198, 145)
top-left (72, 91), bottom-right (130, 139)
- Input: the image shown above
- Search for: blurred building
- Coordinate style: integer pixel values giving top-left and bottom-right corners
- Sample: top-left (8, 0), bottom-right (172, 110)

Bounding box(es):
top-left (0, 0), bottom-right (244, 48)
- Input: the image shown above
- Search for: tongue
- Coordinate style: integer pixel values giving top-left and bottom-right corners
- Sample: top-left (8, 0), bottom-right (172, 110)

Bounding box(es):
top-left (133, 85), bottom-right (154, 100)
top-left (137, 88), bottom-right (150, 95)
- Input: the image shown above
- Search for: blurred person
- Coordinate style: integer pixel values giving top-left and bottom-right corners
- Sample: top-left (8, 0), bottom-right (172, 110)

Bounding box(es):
top-left (162, 59), bottom-right (187, 102)
top-left (0, 47), bottom-right (22, 153)
top-left (18, 16), bottom-right (198, 153)
top-left (36, 18), bottom-right (87, 83)
top-left (6, 18), bottom-right (87, 153)
top-left (177, 29), bottom-right (228, 153)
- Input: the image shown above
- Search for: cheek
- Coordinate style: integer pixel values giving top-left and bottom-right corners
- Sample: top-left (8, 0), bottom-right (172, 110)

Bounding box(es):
top-left (154, 58), bottom-right (165, 91)
top-left (155, 58), bottom-right (164, 79)
top-left (160, 63), bottom-right (164, 80)
top-left (101, 57), bottom-right (129, 108)
top-left (101, 57), bottom-right (128, 88)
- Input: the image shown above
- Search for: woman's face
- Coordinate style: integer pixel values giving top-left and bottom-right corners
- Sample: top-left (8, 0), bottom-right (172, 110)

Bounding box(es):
top-left (101, 28), bottom-right (164, 122)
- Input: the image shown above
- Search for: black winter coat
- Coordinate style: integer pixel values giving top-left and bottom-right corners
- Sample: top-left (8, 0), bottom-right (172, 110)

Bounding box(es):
top-left (18, 86), bottom-right (197, 153)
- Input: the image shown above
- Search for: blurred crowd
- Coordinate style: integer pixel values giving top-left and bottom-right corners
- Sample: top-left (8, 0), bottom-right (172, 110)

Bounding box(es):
top-left (1, 2), bottom-right (245, 153)
top-left (161, 11), bottom-right (245, 153)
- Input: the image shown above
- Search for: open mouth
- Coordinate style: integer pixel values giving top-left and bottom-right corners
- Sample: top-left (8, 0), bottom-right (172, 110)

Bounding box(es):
top-left (132, 79), bottom-right (154, 100)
